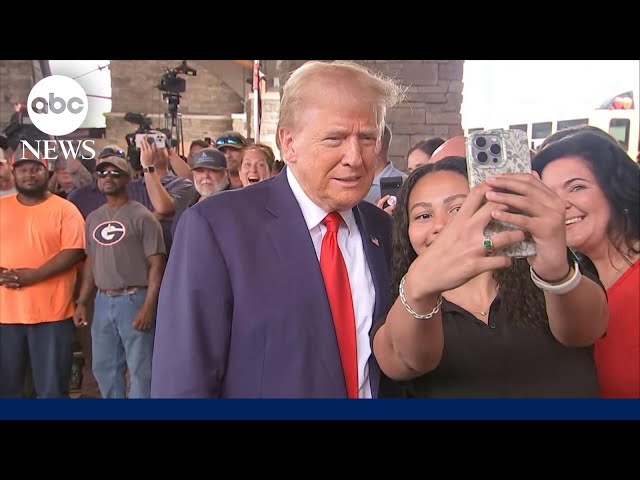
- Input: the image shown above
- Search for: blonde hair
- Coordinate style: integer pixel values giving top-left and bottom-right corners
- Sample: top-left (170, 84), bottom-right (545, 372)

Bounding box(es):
top-left (241, 143), bottom-right (275, 171)
top-left (276, 61), bottom-right (405, 150)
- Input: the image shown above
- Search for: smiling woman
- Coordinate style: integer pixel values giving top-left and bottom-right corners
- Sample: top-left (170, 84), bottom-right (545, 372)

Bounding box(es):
top-left (533, 130), bottom-right (640, 398)
top-left (239, 144), bottom-right (275, 187)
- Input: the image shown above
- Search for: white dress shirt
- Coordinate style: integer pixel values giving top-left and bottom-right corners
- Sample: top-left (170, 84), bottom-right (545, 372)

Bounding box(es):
top-left (287, 168), bottom-right (375, 398)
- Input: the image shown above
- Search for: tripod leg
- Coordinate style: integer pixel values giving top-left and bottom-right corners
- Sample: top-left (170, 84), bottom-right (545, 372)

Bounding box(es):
top-left (177, 114), bottom-right (184, 157)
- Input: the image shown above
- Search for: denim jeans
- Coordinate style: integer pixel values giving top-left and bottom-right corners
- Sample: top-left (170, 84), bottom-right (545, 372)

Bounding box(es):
top-left (92, 289), bottom-right (155, 398)
top-left (0, 319), bottom-right (74, 398)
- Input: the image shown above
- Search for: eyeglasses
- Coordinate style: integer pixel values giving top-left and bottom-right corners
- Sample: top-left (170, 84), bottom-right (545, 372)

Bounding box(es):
top-left (98, 148), bottom-right (126, 160)
top-left (96, 170), bottom-right (124, 178)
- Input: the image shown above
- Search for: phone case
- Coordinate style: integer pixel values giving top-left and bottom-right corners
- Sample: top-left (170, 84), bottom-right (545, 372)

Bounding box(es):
top-left (466, 129), bottom-right (536, 258)
top-left (380, 176), bottom-right (403, 199)
top-left (135, 133), bottom-right (166, 149)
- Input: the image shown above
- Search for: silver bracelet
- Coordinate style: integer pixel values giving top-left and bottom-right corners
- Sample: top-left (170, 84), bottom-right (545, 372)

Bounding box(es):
top-left (399, 274), bottom-right (443, 320)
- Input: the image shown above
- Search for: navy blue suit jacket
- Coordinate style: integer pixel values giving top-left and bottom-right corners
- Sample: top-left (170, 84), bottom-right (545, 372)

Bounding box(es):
top-left (150, 169), bottom-right (393, 398)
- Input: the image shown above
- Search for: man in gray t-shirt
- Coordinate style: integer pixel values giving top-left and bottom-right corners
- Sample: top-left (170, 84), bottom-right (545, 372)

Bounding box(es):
top-left (74, 154), bottom-right (166, 399)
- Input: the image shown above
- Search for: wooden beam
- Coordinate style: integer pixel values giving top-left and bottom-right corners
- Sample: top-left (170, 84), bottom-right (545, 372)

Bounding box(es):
top-left (230, 60), bottom-right (254, 70)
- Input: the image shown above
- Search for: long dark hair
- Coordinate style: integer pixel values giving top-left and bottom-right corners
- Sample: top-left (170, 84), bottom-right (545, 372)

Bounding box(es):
top-left (533, 130), bottom-right (640, 265)
top-left (390, 156), bottom-right (547, 327)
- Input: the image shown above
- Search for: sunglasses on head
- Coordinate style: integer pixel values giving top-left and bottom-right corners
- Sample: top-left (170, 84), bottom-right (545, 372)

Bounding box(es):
top-left (216, 137), bottom-right (241, 146)
top-left (98, 148), bottom-right (126, 160)
top-left (96, 170), bottom-right (124, 178)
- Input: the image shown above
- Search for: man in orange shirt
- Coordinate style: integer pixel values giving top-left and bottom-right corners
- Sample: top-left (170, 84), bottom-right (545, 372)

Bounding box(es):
top-left (0, 146), bottom-right (86, 398)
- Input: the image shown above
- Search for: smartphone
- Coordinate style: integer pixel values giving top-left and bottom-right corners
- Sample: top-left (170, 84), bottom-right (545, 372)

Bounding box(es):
top-left (466, 128), bottom-right (536, 257)
top-left (135, 132), bottom-right (167, 150)
top-left (380, 176), bottom-right (403, 208)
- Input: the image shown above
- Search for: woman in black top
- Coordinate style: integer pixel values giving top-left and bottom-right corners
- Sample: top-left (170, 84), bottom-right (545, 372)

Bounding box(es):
top-left (373, 157), bottom-right (608, 397)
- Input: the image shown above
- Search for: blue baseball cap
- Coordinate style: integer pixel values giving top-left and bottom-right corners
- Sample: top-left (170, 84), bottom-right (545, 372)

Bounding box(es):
top-left (190, 147), bottom-right (227, 170)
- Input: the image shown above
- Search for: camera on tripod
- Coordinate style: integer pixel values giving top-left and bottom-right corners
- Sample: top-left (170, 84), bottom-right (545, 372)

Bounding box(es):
top-left (157, 61), bottom-right (196, 157)
top-left (157, 61), bottom-right (197, 94)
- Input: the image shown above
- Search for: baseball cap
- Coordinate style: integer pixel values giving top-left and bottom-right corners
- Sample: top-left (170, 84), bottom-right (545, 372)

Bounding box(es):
top-left (215, 131), bottom-right (248, 150)
top-left (190, 147), bottom-right (227, 171)
top-left (9, 144), bottom-right (48, 169)
top-left (95, 145), bottom-right (132, 176)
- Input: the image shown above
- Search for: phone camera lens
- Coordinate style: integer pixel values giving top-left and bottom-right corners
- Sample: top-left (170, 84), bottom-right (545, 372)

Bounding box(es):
top-left (475, 137), bottom-right (487, 148)
top-left (492, 157), bottom-right (499, 163)
top-left (490, 144), bottom-right (501, 155)
top-left (477, 152), bottom-right (488, 163)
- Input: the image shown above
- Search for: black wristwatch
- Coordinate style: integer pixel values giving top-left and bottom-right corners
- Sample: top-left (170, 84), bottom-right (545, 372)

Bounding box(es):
top-left (142, 165), bottom-right (155, 174)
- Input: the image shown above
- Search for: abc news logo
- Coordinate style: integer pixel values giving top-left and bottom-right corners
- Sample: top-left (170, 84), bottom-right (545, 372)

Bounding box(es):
top-left (30, 93), bottom-right (85, 115)
top-left (20, 75), bottom-right (96, 162)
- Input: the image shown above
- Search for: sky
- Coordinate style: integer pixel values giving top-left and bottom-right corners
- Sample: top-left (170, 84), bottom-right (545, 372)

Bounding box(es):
top-left (49, 60), bottom-right (639, 130)
top-left (461, 60), bottom-right (639, 129)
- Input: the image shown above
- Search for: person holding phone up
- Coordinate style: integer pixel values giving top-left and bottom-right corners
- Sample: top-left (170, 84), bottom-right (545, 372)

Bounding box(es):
top-left (372, 157), bottom-right (608, 397)
top-left (363, 124), bottom-right (406, 214)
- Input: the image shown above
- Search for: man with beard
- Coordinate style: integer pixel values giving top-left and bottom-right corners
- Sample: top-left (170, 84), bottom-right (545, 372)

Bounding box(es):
top-left (73, 153), bottom-right (166, 398)
top-left (215, 131), bottom-right (247, 189)
top-left (171, 147), bottom-right (232, 238)
top-left (0, 146), bottom-right (86, 398)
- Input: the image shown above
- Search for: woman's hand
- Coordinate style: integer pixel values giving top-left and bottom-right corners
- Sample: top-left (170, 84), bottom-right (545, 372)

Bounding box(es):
top-left (404, 182), bottom-right (526, 310)
top-left (485, 172), bottom-right (570, 281)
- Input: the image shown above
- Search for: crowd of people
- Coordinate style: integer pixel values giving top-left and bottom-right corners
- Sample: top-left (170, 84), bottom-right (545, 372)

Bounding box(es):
top-left (1, 60), bottom-right (637, 399)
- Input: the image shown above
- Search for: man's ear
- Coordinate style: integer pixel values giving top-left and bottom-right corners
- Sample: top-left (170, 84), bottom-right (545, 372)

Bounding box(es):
top-left (278, 127), bottom-right (296, 165)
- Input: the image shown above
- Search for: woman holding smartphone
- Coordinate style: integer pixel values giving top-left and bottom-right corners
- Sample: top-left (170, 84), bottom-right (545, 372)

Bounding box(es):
top-left (373, 157), bottom-right (608, 397)
top-left (533, 130), bottom-right (639, 398)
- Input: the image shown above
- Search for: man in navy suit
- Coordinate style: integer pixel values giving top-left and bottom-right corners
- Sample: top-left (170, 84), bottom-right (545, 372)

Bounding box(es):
top-left (150, 61), bottom-right (404, 398)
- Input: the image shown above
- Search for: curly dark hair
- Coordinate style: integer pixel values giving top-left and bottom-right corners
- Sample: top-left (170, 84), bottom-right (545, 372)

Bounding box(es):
top-left (533, 130), bottom-right (640, 266)
top-left (390, 156), bottom-right (547, 327)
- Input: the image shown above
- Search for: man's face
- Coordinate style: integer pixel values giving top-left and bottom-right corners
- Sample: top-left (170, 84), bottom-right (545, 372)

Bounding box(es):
top-left (55, 164), bottom-right (75, 193)
top-left (13, 161), bottom-right (49, 196)
top-left (192, 167), bottom-right (229, 197)
top-left (96, 165), bottom-right (129, 195)
top-left (219, 147), bottom-right (243, 174)
top-left (279, 82), bottom-right (380, 212)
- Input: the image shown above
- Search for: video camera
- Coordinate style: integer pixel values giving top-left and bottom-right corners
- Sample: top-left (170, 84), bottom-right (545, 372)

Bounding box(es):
top-left (157, 61), bottom-right (196, 157)
top-left (157, 61), bottom-right (197, 95)
top-left (124, 112), bottom-right (155, 171)
top-left (124, 113), bottom-right (178, 171)
top-left (2, 103), bottom-right (49, 152)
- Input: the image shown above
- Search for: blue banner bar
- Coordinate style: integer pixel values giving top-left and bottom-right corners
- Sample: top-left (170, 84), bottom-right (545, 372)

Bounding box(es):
top-left (1, 399), bottom-right (639, 420)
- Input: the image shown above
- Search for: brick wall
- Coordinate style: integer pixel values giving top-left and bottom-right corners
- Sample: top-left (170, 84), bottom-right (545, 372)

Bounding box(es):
top-left (0, 60), bottom-right (46, 133)
top-left (107, 60), bottom-right (246, 153)
top-left (2, 60), bottom-right (464, 172)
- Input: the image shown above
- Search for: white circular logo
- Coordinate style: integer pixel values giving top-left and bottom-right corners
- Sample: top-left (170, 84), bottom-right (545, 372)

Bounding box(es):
top-left (27, 75), bottom-right (88, 136)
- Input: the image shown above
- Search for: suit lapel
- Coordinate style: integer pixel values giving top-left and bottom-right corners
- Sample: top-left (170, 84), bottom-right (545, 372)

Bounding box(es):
top-left (353, 205), bottom-right (391, 398)
top-left (264, 170), bottom-right (346, 394)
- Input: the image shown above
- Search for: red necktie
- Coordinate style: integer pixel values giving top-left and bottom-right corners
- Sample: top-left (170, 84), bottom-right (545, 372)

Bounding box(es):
top-left (320, 212), bottom-right (358, 399)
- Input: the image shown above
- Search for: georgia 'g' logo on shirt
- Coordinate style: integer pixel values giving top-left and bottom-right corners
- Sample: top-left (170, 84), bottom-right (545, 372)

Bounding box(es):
top-left (93, 221), bottom-right (126, 246)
